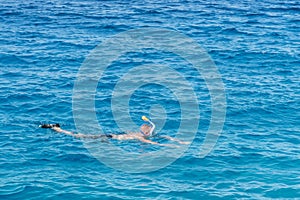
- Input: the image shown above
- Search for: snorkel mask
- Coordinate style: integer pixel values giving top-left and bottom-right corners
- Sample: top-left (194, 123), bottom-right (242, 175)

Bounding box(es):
top-left (140, 116), bottom-right (156, 137)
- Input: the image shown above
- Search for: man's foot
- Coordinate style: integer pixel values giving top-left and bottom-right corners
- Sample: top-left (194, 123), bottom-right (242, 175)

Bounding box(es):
top-left (39, 123), bottom-right (60, 128)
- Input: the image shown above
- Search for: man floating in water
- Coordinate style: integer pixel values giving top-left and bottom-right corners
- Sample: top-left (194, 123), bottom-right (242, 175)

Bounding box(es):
top-left (40, 116), bottom-right (189, 146)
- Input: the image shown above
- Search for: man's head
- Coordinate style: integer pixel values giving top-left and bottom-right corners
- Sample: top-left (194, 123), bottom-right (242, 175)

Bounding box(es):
top-left (140, 124), bottom-right (152, 136)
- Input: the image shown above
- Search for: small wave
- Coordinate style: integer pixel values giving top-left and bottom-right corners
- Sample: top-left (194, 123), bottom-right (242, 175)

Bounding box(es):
top-left (0, 54), bottom-right (30, 66)
top-left (265, 187), bottom-right (300, 198)
top-left (0, 185), bottom-right (26, 197)
top-left (219, 27), bottom-right (244, 35)
top-left (54, 153), bottom-right (94, 163)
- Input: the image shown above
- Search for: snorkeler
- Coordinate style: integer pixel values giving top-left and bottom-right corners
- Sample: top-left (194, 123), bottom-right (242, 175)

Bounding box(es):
top-left (40, 116), bottom-right (189, 146)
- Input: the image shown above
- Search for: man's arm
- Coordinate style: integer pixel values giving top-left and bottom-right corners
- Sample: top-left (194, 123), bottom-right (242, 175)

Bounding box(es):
top-left (138, 137), bottom-right (159, 145)
top-left (160, 135), bottom-right (190, 145)
top-left (138, 137), bottom-right (179, 148)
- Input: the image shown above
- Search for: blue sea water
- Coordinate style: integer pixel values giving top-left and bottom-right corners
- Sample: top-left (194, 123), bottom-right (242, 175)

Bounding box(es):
top-left (1, 0), bottom-right (299, 199)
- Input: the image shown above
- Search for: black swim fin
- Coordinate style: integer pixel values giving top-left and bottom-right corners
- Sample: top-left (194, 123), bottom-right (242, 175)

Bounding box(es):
top-left (39, 123), bottom-right (60, 128)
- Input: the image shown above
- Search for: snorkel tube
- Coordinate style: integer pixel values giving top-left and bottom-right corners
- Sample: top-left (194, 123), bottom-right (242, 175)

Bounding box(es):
top-left (142, 116), bottom-right (156, 136)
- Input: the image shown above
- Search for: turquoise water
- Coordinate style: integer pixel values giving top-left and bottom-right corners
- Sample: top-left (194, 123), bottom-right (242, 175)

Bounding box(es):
top-left (1, 0), bottom-right (299, 199)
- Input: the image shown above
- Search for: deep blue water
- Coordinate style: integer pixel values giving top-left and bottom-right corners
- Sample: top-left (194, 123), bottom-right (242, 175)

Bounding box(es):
top-left (1, 0), bottom-right (300, 199)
